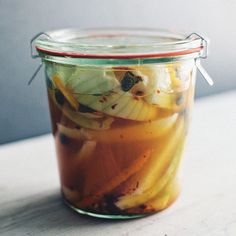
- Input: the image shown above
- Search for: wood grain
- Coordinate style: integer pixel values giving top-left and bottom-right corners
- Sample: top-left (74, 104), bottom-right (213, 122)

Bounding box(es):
top-left (0, 91), bottom-right (236, 236)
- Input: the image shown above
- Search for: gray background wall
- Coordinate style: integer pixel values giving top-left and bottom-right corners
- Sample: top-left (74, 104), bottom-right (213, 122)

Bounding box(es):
top-left (0, 0), bottom-right (235, 144)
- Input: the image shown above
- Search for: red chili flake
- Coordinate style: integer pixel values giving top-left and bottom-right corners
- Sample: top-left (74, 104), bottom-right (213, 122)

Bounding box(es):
top-left (93, 111), bottom-right (103, 116)
top-left (113, 66), bottom-right (130, 71)
top-left (120, 134), bottom-right (124, 139)
top-left (156, 89), bottom-right (161, 94)
top-left (111, 104), bottom-right (118, 109)
top-left (135, 90), bottom-right (145, 96)
top-left (102, 96), bottom-right (107, 102)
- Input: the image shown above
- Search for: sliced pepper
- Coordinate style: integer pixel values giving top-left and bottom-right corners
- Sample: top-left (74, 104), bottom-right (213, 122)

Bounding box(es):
top-left (52, 75), bottom-right (79, 110)
top-left (57, 113), bottom-right (178, 143)
top-left (115, 118), bottom-right (185, 210)
top-left (77, 149), bottom-right (152, 208)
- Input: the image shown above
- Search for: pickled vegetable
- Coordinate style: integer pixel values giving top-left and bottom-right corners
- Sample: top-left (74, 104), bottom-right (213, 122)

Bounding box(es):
top-left (46, 60), bottom-right (195, 216)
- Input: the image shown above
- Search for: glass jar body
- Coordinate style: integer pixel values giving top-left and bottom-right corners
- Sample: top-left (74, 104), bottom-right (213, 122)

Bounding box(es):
top-left (44, 57), bottom-right (196, 219)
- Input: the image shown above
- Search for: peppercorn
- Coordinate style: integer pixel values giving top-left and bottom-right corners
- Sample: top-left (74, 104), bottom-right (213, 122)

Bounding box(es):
top-left (59, 133), bottom-right (69, 145)
top-left (121, 72), bottom-right (142, 92)
top-left (55, 90), bottom-right (65, 106)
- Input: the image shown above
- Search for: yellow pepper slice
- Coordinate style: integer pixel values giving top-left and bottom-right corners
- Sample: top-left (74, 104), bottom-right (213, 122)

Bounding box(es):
top-left (57, 113), bottom-right (178, 143)
top-left (115, 118), bottom-right (185, 209)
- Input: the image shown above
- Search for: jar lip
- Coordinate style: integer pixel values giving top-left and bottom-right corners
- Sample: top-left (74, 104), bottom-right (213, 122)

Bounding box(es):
top-left (34, 28), bottom-right (205, 59)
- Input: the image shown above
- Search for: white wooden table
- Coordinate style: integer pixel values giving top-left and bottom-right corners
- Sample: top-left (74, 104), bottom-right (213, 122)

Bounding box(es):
top-left (0, 90), bottom-right (236, 236)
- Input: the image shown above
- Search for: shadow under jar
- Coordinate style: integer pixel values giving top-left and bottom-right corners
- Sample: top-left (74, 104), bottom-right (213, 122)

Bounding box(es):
top-left (33, 28), bottom-right (209, 219)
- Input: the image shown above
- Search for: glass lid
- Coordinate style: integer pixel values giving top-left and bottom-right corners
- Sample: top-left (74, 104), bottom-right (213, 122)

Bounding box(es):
top-left (34, 28), bottom-right (204, 59)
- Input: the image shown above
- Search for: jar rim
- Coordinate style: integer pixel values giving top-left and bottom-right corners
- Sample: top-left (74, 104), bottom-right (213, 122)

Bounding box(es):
top-left (34, 28), bottom-right (205, 59)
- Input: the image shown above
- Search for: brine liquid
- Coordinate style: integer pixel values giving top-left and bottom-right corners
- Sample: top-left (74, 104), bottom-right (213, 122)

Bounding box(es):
top-left (45, 61), bottom-right (195, 217)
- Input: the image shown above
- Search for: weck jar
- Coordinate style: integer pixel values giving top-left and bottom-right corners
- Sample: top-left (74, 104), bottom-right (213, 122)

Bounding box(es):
top-left (31, 28), bottom-right (212, 219)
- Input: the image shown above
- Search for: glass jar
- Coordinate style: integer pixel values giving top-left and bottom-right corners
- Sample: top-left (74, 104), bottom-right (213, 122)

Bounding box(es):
top-left (32, 28), bottom-right (211, 219)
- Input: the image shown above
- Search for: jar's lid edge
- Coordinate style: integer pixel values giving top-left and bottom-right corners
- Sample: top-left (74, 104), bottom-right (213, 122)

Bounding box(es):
top-left (34, 28), bottom-right (206, 59)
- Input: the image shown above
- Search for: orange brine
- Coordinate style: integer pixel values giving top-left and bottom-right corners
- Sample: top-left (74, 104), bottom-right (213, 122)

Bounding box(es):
top-left (45, 61), bottom-right (195, 216)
